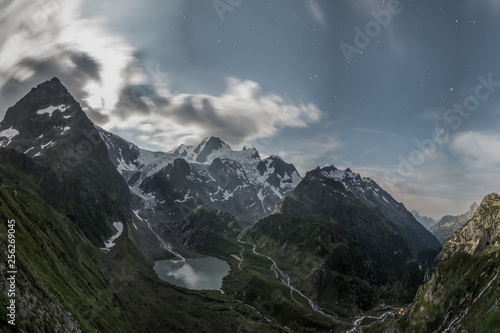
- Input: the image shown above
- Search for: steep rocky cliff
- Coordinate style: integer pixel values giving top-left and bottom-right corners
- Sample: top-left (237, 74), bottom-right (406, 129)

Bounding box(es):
top-left (431, 202), bottom-right (479, 244)
top-left (400, 193), bottom-right (500, 333)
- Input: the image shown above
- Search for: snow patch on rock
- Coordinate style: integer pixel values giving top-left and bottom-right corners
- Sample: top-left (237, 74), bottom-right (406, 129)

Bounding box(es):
top-left (36, 104), bottom-right (69, 117)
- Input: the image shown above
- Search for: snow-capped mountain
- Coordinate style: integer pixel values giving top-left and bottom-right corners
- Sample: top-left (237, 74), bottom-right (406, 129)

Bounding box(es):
top-left (97, 126), bottom-right (440, 252)
top-left (0, 77), bottom-right (439, 254)
top-left (318, 165), bottom-right (441, 254)
top-left (98, 128), bottom-right (301, 224)
top-left (170, 136), bottom-right (232, 163)
top-left (0, 78), bottom-right (99, 160)
top-left (0, 78), bottom-right (131, 245)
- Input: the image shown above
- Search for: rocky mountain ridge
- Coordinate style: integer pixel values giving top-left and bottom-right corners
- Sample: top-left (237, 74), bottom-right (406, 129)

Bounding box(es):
top-left (97, 126), bottom-right (442, 259)
top-left (243, 165), bottom-right (441, 318)
top-left (97, 127), bottom-right (301, 224)
top-left (439, 195), bottom-right (499, 259)
top-left (314, 166), bottom-right (441, 255)
top-left (431, 202), bottom-right (479, 243)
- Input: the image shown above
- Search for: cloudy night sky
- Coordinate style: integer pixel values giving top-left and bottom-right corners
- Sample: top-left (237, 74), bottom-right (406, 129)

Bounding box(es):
top-left (1, 0), bottom-right (500, 219)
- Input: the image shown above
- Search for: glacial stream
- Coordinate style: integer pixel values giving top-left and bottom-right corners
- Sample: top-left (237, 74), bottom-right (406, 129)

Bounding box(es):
top-left (442, 271), bottom-right (498, 333)
top-left (236, 231), bottom-right (339, 321)
top-left (235, 229), bottom-right (396, 332)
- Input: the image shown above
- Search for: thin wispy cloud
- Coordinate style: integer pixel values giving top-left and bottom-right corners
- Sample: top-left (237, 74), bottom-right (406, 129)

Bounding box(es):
top-left (307, 0), bottom-right (326, 28)
top-left (352, 127), bottom-right (413, 141)
top-left (451, 131), bottom-right (500, 170)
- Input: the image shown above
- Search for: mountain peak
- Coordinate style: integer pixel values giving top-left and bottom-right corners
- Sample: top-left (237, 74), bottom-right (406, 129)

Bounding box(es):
top-left (411, 210), bottom-right (436, 231)
top-left (208, 136), bottom-right (230, 147)
top-left (466, 201), bottom-right (479, 218)
top-left (0, 78), bottom-right (93, 157)
top-left (321, 165), bottom-right (338, 171)
top-left (169, 136), bottom-right (262, 165)
top-left (480, 193), bottom-right (500, 206)
top-left (315, 165), bottom-right (343, 180)
top-left (32, 77), bottom-right (70, 96)
top-left (432, 200), bottom-right (482, 244)
top-left (440, 193), bottom-right (500, 258)
top-left (197, 136), bottom-right (229, 146)
top-left (194, 136), bottom-right (230, 163)
top-left (43, 77), bottom-right (64, 87)
top-left (3, 77), bottom-right (77, 123)
top-left (268, 154), bottom-right (283, 161)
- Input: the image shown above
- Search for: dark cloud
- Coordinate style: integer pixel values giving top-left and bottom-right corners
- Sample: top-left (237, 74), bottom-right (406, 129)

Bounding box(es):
top-left (114, 83), bottom-right (173, 120)
top-left (112, 57), bottom-right (171, 118)
top-left (115, 84), bottom-right (152, 117)
top-left (0, 76), bottom-right (31, 111)
top-left (153, 95), bottom-right (169, 108)
top-left (0, 51), bottom-right (108, 123)
top-left (20, 54), bottom-right (91, 97)
top-left (69, 51), bottom-right (101, 82)
top-left (165, 97), bottom-right (270, 146)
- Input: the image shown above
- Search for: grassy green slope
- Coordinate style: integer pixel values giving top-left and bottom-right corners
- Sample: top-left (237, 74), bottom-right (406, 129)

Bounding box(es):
top-left (0, 149), bottom-right (134, 332)
top-left (242, 213), bottom-right (425, 316)
top-left (99, 216), bottom-right (305, 333)
top-left (182, 208), bottom-right (343, 331)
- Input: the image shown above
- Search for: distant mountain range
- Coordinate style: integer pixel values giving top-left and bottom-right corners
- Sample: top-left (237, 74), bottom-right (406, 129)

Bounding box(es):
top-left (411, 210), bottom-right (436, 230)
top-left (430, 202), bottom-right (479, 243)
